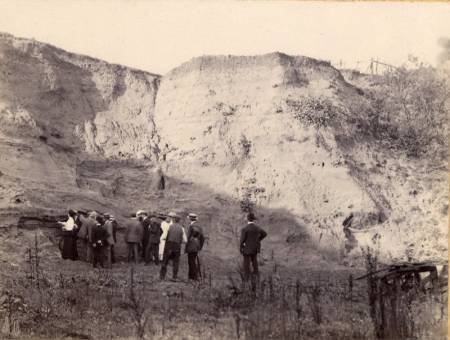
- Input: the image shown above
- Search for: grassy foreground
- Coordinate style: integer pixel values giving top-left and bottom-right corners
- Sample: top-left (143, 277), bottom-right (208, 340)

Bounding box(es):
top-left (0, 229), bottom-right (446, 340)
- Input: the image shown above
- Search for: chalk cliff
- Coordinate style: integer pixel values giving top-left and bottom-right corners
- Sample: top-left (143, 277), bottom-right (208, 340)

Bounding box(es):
top-left (0, 33), bottom-right (447, 263)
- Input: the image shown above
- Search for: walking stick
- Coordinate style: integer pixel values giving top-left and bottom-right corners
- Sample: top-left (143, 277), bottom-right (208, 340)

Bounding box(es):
top-left (196, 255), bottom-right (203, 282)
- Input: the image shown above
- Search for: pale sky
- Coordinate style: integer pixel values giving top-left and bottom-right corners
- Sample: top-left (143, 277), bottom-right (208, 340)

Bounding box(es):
top-left (1, 0), bottom-right (449, 75)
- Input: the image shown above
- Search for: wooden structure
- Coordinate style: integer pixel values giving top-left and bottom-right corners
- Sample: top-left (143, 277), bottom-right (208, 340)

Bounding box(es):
top-left (356, 262), bottom-right (446, 339)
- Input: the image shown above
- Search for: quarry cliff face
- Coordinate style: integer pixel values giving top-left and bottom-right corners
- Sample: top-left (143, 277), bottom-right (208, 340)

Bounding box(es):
top-left (0, 32), bottom-right (160, 159)
top-left (0, 33), bottom-right (161, 223)
top-left (0, 33), bottom-right (447, 263)
top-left (154, 53), bottom-right (380, 251)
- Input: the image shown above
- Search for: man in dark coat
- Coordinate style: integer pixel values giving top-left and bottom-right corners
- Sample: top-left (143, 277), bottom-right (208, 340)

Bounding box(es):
top-left (141, 212), bottom-right (150, 261)
top-left (110, 217), bottom-right (118, 263)
top-left (104, 214), bottom-right (118, 268)
top-left (91, 215), bottom-right (108, 268)
top-left (125, 212), bottom-right (144, 264)
top-left (160, 212), bottom-right (187, 280)
top-left (185, 213), bottom-right (205, 281)
top-left (240, 212), bottom-right (267, 289)
top-left (72, 211), bottom-right (84, 260)
top-left (145, 217), bottom-right (163, 265)
top-left (78, 211), bottom-right (98, 263)
top-left (76, 212), bottom-right (88, 262)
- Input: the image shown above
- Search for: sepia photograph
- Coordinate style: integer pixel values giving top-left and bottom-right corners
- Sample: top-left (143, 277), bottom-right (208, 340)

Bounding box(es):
top-left (0, 1), bottom-right (448, 339)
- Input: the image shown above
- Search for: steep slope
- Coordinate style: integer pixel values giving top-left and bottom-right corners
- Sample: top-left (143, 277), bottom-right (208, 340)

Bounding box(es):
top-left (338, 68), bottom-right (449, 262)
top-left (153, 53), bottom-right (447, 261)
top-left (154, 53), bottom-right (395, 258)
top-left (0, 32), bottom-right (160, 224)
top-left (0, 33), bottom-right (447, 264)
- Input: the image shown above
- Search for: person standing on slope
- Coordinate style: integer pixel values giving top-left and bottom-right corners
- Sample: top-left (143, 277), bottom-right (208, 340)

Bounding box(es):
top-left (240, 212), bottom-right (267, 290)
top-left (104, 214), bottom-right (117, 268)
top-left (145, 216), bottom-right (163, 265)
top-left (160, 212), bottom-right (187, 281)
top-left (141, 212), bottom-right (150, 261)
top-left (91, 215), bottom-right (109, 268)
top-left (77, 211), bottom-right (98, 263)
top-left (125, 211), bottom-right (145, 264)
top-left (59, 209), bottom-right (79, 261)
top-left (185, 213), bottom-right (205, 281)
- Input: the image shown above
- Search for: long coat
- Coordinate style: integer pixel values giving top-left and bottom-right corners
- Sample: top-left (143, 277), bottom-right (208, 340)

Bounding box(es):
top-left (148, 218), bottom-right (163, 244)
top-left (240, 223), bottom-right (267, 255)
top-left (77, 216), bottom-right (88, 240)
top-left (92, 224), bottom-right (108, 248)
top-left (78, 216), bottom-right (96, 242)
top-left (185, 222), bottom-right (205, 253)
top-left (104, 220), bottom-right (116, 246)
top-left (166, 223), bottom-right (187, 245)
top-left (125, 219), bottom-right (144, 243)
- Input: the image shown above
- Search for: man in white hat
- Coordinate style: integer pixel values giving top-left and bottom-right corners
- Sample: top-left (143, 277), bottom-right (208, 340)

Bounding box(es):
top-left (138, 211), bottom-right (150, 261)
top-left (185, 213), bottom-right (205, 281)
top-left (160, 212), bottom-right (187, 280)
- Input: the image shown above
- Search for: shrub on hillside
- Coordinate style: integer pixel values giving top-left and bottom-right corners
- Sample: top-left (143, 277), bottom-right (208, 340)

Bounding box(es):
top-left (360, 65), bottom-right (449, 158)
top-left (239, 134), bottom-right (252, 158)
top-left (286, 97), bottom-right (344, 128)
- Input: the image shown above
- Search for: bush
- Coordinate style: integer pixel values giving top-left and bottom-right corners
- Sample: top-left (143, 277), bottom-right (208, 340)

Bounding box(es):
top-left (360, 65), bottom-right (449, 158)
top-left (239, 134), bottom-right (252, 158)
top-left (286, 97), bottom-right (345, 128)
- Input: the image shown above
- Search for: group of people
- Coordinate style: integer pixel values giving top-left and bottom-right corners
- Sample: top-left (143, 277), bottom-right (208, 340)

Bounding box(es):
top-left (59, 210), bottom-right (118, 268)
top-left (59, 209), bottom-right (267, 284)
top-left (58, 209), bottom-right (205, 281)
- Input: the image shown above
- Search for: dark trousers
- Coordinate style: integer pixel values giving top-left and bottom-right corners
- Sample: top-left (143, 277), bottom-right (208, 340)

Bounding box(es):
top-left (145, 242), bottom-right (160, 264)
top-left (87, 243), bottom-right (94, 263)
top-left (160, 241), bottom-right (181, 280)
top-left (243, 254), bottom-right (259, 290)
top-left (105, 245), bottom-right (112, 269)
top-left (188, 252), bottom-right (200, 280)
top-left (111, 245), bottom-right (116, 264)
top-left (93, 246), bottom-right (104, 268)
top-left (127, 242), bottom-right (139, 264)
top-left (77, 239), bottom-right (87, 262)
top-left (141, 240), bottom-right (148, 260)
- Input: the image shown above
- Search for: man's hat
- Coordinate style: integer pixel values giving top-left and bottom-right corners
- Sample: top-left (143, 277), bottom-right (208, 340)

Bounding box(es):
top-left (188, 213), bottom-right (198, 220)
top-left (168, 211), bottom-right (178, 218)
top-left (136, 210), bottom-right (147, 216)
top-left (247, 212), bottom-right (257, 222)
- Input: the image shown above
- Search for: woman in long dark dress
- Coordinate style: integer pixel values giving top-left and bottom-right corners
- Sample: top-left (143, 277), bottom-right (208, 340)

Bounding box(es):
top-left (59, 209), bottom-right (79, 260)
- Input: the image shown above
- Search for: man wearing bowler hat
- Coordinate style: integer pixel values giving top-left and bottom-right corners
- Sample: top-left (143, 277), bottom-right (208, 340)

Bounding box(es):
top-left (185, 213), bottom-right (205, 281)
top-left (240, 212), bottom-right (267, 290)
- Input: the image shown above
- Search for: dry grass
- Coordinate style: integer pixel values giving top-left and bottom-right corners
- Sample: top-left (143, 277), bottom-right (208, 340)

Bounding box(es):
top-left (0, 257), bottom-right (446, 340)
